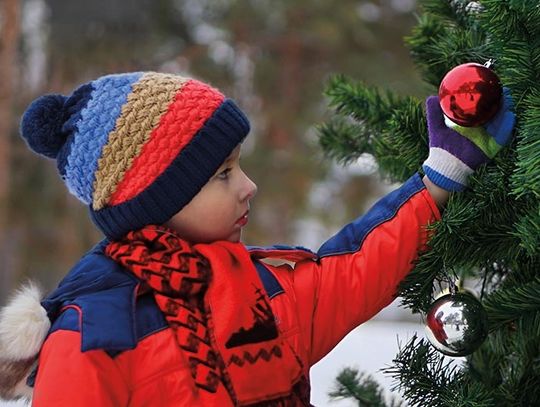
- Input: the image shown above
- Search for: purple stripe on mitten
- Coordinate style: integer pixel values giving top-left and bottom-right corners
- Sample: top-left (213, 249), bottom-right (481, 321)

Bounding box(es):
top-left (426, 96), bottom-right (489, 169)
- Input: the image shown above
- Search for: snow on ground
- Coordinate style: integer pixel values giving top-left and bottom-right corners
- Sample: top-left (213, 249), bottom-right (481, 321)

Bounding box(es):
top-left (309, 320), bottom-right (423, 406)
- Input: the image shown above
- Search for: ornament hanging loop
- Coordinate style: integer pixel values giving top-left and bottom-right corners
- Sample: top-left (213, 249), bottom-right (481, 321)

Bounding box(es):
top-left (442, 262), bottom-right (459, 295)
top-left (484, 59), bottom-right (495, 69)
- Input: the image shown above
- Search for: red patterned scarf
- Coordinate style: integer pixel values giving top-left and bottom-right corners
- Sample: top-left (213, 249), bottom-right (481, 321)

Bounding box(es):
top-left (106, 225), bottom-right (309, 406)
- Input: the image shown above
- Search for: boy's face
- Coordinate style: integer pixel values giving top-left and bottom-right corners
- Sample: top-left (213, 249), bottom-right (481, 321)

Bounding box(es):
top-left (166, 145), bottom-right (257, 243)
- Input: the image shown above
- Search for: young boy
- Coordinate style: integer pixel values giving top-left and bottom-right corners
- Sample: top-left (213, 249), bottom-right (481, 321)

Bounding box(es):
top-left (0, 72), bottom-right (513, 406)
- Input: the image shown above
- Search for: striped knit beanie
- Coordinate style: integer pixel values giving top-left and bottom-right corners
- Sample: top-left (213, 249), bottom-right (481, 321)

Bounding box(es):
top-left (20, 72), bottom-right (250, 240)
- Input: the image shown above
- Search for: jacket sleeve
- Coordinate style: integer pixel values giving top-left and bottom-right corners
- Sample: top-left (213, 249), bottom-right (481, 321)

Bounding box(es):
top-left (292, 173), bottom-right (441, 366)
top-left (32, 330), bottom-right (129, 406)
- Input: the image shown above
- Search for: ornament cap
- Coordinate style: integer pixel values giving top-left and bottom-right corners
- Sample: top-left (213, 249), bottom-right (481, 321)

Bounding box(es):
top-left (484, 59), bottom-right (495, 69)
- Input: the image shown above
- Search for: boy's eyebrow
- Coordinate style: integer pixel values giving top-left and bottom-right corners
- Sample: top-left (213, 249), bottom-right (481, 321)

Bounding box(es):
top-left (222, 149), bottom-right (241, 165)
top-left (217, 156), bottom-right (233, 171)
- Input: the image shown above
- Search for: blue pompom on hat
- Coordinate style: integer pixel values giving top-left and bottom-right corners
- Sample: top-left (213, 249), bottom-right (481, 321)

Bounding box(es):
top-left (20, 94), bottom-right (69, 159)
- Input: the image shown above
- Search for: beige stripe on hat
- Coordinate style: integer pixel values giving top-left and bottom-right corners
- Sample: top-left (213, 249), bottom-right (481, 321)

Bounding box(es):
top-left (92, 73), bottom-right (189, 210)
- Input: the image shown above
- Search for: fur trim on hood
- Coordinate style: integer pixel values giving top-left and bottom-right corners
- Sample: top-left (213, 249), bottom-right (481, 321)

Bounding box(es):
top-left (0, 282), bottom-right (50, 401)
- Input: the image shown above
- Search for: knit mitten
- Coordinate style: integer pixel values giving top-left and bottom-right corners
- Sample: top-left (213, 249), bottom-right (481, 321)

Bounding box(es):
top-left (422, 87), bottom-right (516, 191)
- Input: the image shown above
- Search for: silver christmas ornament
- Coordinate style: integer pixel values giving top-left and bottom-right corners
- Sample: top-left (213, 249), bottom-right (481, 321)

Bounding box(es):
top-left (425, 291), bottom-right (488, 357)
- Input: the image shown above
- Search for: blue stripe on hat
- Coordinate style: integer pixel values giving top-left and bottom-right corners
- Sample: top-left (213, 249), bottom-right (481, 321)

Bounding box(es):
top-left (64, 72), bottom-right (143, 204)
top-left (57, 83), bottom-right (95, 178)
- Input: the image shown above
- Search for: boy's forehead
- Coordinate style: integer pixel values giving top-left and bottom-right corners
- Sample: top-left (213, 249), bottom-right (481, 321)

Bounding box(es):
top-left (226, 145), bottom-right (241, 161)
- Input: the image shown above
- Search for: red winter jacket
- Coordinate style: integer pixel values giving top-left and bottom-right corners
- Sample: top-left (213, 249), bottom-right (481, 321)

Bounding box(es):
top-left (30, 173), bottom-right (440, 406)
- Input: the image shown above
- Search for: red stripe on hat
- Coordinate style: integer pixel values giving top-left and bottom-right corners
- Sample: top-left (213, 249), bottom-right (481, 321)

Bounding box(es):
top-left (109, 80), bottom-right (225, 206)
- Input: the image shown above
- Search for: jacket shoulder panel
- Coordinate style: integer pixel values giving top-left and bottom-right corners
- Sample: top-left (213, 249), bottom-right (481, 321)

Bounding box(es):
top-left (48, 293), bottom-right (167, 356)
top-left (42, 241), bottom-right (167, 355)
top-left (253, 260), bottom-right (284, 299)
top-left (318, 173), bottom-right (426, 257)
top-left (248, 245), bottom-right (317, 300)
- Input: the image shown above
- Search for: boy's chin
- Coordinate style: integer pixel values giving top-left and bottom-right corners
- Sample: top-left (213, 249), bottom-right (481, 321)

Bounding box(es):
top-left (226, 230), bottom-right (242, 243)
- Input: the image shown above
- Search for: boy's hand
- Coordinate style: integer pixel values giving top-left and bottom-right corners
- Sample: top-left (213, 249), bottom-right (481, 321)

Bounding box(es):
top-left (422, 87), bottom-right (516, 192)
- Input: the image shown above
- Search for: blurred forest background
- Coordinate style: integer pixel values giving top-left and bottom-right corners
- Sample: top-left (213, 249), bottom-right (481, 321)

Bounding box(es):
top-left (0, 0), bottom-right (425, 304)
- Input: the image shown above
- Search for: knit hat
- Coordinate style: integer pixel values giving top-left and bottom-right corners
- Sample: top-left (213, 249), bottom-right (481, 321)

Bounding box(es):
top-left (20, 72), bottom-right (250, 240)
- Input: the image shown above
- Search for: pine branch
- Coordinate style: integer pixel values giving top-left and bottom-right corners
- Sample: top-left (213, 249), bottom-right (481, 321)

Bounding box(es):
top-left (494, 253), bottom-right (540, 290)
top-left (383, 336), bottom-right (494, 406)
top-left (318, 117), bottom-right (374, 164)
top-left (323, 74), bottom-right (400, 131)
top-left (405, 7), bottom-right (489, 88)
top-left (405, 14), bottom-right (452, 88)
top-left (320, 75), bottom-right (426, 182)
top-left (398, 245), bottom-right (443, 313)
top-left (466, 344), bottom-right (504, 389)
top-left (484, 277), bottom-right (540, 331)
top-left (481, 0), bottom-right (540, 39)
top-left (510, 90), bottom-right (540, 199)
top-left (380, 101), bottom-right (428, 181)
top-left (328, 367), bottom-right (400, 407)
top-left (484, 313), bottom-right (540, 405)
top-left (481, 2), bottom-right (540, 100)
top-left (421, 0), bottom-right (485, 27)
top-left (510, 203), bottom-right (540, 256)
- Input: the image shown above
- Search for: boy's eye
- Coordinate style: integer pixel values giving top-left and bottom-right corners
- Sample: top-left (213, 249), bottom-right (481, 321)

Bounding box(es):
top-left (216, 168), bottom-right (232, 180)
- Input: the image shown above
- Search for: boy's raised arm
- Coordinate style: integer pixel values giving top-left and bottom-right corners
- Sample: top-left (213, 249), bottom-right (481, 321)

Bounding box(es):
top-left (296, 89), bottom-right (515, 366)
top-left (294, 173), bottom-right (440, 365)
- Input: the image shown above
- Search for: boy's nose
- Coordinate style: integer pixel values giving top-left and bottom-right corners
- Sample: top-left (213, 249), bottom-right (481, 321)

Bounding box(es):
top-left (241, 172), bottom-right (258, 202)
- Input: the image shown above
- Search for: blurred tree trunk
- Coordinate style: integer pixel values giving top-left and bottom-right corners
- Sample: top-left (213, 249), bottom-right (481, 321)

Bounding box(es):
top-left (0, 0), bottom-right (21, 300)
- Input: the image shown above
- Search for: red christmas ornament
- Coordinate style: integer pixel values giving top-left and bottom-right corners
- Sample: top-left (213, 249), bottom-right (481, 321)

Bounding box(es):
top-left (438, 62), bottom-right (502, 127)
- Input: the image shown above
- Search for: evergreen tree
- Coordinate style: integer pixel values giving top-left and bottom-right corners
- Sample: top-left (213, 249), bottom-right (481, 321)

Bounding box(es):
top-left (320, 1), bottom-right (540, 405)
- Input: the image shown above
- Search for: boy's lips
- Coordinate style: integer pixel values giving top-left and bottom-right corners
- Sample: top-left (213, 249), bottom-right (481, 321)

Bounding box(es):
top-left (235, 211), bottom-right (249, 227)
